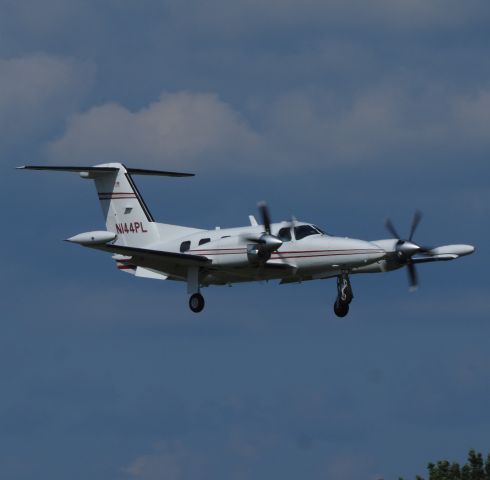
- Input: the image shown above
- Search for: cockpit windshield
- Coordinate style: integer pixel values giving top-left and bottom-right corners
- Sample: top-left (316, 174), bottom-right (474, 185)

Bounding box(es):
top-left (313, 225), bottom-right (327, 235)
top-left (294, 224), bottom-right (325, 240)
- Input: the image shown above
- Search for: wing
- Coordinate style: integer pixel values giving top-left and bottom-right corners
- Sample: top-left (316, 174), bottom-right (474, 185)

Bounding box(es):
top-left (91, 244), bottom-right (211, 280)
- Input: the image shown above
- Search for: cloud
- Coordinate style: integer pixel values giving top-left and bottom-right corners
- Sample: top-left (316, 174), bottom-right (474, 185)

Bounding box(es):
top-left (262, 83), bottom-right (490, 167)
top-left (47, 81), bottom-right (490, 173)
top-left (47, 91), bottom-right (262, 169)
top-left (121, 441), bottom-right (208, 480)
top-left (0, 54), bottom-right (95, 152)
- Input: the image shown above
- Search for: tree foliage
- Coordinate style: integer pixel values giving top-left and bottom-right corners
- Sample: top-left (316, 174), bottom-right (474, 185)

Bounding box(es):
top-left (395, 450), bottom-right (490, 480)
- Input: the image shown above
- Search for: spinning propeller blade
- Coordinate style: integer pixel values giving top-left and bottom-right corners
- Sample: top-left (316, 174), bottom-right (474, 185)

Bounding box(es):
top-left (407, 261), bottom-right (418, 291)
top-left (408, 210), bottom-right (422, 242)
top-left (258, 201), bottom-right (272, 235)
top-left (385, 218), bottom-right (401, 240)
top-left (385, 210), bottom-right (429, 290)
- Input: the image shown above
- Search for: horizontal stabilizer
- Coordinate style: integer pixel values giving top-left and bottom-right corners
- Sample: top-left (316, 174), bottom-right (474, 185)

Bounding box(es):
top-left (17, 165), bottom-right (118, 173)
top-left (17, 165), bottom-right (194, 177)
top-left (126, 167), bottom-right (194, 177)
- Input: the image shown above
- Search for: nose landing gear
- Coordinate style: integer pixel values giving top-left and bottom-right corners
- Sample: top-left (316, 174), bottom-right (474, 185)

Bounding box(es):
top-left (334, 272), bottom-right (353, 317)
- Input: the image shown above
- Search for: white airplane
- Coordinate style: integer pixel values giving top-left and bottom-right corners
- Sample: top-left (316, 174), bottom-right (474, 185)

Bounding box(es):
top-left (19, 163), bottom-right (475, 317)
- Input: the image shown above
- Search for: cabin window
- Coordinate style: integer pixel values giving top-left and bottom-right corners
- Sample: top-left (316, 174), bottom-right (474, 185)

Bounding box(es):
top-left (180, 240), bottom-right (191, 252)
top-left (277, 227), bottom-right (292, 242)
top-left (199, 238), bottom-right (211, 246)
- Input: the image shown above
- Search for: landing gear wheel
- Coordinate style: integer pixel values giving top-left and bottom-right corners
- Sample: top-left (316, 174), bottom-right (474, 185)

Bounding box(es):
top-left (189, 293), bottom-right (205, 313)
top-left (334, 300), bottom-right (349, 318)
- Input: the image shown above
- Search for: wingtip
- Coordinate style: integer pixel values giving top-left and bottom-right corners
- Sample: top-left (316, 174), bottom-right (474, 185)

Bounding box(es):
top-left (16, 166), bottom-right (26, 170)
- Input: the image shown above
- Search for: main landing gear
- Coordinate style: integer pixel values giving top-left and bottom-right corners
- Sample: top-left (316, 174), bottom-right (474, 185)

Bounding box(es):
top-left (189, 293), bottom-right (205, 313)
top-left (334, 272), bottom-right (353, 318)
top-left (187, 266), bottom-right (205, 313)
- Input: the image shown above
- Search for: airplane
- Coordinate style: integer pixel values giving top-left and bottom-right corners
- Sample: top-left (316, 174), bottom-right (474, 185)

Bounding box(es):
top-left (18, 163), bottom-right (475, 317)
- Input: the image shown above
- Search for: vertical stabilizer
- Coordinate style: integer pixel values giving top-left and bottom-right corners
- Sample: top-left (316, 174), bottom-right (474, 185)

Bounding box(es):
top-left (91, 163), bottom-right (160, 247)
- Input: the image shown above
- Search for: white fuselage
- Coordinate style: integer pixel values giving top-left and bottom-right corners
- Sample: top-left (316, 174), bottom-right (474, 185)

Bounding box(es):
top-left (148, 220), bottom-right (386, 285)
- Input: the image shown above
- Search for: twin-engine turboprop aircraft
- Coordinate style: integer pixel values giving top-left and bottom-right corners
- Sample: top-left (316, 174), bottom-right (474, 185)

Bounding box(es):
top-left (19, 163), bottom-right (475, 316)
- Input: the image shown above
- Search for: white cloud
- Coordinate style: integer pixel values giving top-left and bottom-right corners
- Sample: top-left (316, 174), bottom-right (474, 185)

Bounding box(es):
top-left (0, 54), bottom-right (95, 149)
top-left (47, 91), bottom-right (262, 170)
top-left (47, 83), bottom-right (490, 173)
top-left (262, 83), bottom-right (490, 166)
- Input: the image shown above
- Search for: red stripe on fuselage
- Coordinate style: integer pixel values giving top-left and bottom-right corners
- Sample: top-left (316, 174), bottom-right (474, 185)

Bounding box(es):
top-left (190, 248), bottom-right (380, 254)
top-left (188, 248), bottom-right (384, 258)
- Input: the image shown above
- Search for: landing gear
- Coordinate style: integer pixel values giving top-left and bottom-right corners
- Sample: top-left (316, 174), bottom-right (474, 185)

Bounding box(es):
top-left (189, 293), bottom-right (205, 313)
top-left (334, 299), bottom-right (349, 317)
top-left (333, 272), bottom-right (353, 317)
top-left (187, 266), bottom-right (205, 313)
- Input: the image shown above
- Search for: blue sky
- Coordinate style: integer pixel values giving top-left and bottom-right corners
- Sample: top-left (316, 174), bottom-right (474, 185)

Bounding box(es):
top-left (3, 1), bottom-right (490, 479)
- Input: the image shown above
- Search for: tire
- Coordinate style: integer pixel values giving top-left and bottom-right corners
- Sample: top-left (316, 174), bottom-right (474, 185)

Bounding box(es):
top-left (189, 293), bottom-right (205, 313)
top-left (333, 300), bottom-right (349, 318)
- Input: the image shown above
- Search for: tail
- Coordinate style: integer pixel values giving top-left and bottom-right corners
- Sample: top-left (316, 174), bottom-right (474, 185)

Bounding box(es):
top-left (92, 163), bottom-right (161, 246)
top-left (17, 163), bottom-right (194, 247)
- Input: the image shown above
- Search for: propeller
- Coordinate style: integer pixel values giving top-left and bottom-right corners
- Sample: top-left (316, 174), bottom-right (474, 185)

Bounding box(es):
top-left (384, 210), bottom-right (430, 291)
top-left (243, 202), bottom-right (283, 256)
top-left (258, 201), bottom-right (272, 235)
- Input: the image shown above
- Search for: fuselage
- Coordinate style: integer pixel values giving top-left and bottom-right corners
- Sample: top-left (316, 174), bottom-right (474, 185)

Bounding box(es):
top-left (151, 220), bottom-right (386, 285)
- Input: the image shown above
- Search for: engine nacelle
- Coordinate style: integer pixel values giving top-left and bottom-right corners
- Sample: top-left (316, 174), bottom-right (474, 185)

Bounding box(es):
top-left (206, 236), bottom-right (280, 267)
top-left (247, 244), bottom-right (271, 264)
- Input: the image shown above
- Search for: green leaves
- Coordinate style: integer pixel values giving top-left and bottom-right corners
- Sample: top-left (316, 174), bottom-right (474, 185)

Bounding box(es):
top-left (395, 450), bottom-right (490, 480)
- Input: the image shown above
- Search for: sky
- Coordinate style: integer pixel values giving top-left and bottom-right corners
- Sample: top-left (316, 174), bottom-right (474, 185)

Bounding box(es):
top-left (2, 1), bottom-right (490, 479)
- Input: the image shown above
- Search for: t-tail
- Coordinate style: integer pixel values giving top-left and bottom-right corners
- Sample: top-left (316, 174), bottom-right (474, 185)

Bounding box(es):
top-left (17, 163), bottom-right (194, 247)
top-left (92, 163), bottom-right (161, 247)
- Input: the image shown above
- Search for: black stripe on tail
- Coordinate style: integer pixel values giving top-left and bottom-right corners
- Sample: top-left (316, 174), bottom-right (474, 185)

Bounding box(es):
top-left (124, 173), bottom-right (155, 222)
